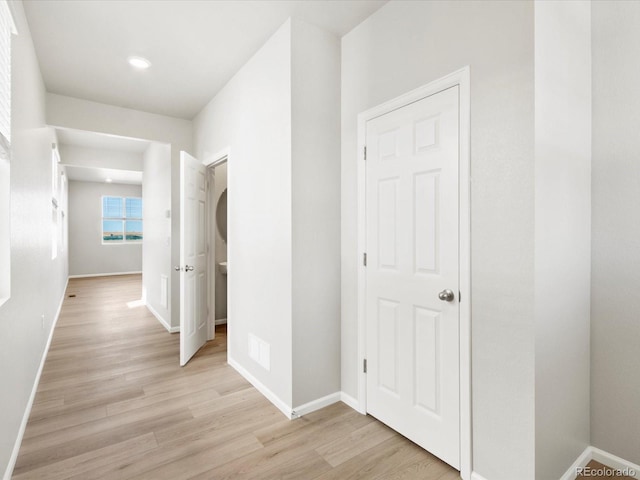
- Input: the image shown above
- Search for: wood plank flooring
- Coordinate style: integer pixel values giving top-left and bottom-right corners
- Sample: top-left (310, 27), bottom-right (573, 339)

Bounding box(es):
top-left (14, 275), bottom-right (460, 479)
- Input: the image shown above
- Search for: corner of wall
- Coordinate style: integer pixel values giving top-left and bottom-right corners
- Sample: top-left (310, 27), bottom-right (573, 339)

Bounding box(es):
top-left (290, 17), bottom-right (342, 407)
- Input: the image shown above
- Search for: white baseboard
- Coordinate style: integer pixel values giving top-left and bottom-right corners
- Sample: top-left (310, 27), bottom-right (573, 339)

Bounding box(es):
top-left (227, 356), bottom-right (292, 419)
top-left (68, 271), bottom-right (142, 279)
top-left (559, 447), bottom-right (592, 480)
top-left (145, 302), bottom-right (179, 333)
top-left (3, 277), bottom-right (68, 480)
top-left (591, 447), bottom-right (640, 479)
top-left (215, 318), bottom-right (227, 325)
top-left (470, 473), bottom-right (487, 480)
top-left (561, 446), bottom-right (640, 480)
top-left (340, 392), bottom-right (360, 412)
top-left (292, 392), bottom-right (341, 418)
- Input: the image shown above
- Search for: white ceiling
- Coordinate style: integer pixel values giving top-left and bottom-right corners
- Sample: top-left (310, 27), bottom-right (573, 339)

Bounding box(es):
top-left (64, 165), bottom-right (143, 185)
top-left (56, 128), bottom-right (148, 185)
top-left (24, 0), bottom-right (386, 120)
top-left (56, 128), bottom-right (151, 153)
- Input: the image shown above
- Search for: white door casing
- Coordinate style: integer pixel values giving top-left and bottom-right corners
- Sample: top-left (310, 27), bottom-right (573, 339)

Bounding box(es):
top-left (357, 68), bottom-right (471, 479)
top-left (202, 149), bottom-right (231, 344)
top-left (180, 151), bottom-right (208, 366)
top-left (364, 85), bottom-right (463, 469)
top-left (206, 165), bottom-right (216, 341)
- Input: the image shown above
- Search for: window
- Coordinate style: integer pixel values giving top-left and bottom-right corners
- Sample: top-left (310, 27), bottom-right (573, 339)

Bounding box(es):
top-left (102, 196), bottom-right (143, 243)
top-left (0, 0), bottom-right (15, 307)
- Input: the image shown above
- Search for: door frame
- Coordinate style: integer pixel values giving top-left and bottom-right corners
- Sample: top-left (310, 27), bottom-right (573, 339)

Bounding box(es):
top-left (202, 147), bottom-right (230, 340)
top-left (356, 67), bottom-right (471, 479)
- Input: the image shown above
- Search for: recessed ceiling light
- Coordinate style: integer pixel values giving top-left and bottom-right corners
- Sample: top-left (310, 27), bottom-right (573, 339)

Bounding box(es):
top-left (105, 178), bottom-right (113, 183)
top-left (127, 56), bottom-right (151, 70)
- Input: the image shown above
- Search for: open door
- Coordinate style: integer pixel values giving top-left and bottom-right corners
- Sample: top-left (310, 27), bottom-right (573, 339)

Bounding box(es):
top-left (179, 151), bottom-right (208, 366)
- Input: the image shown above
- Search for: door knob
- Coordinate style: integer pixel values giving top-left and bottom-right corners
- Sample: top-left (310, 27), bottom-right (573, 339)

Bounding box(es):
top-left (174, 266), bottom-right (182, 271)
top-left (438, 289), bottom-right (455, 302)
top-left (185, 265), bottom-right (195, 271)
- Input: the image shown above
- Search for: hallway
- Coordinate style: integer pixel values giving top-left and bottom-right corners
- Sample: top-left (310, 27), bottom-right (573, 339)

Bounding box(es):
top-left (13, 275), bottom-right (459, 479)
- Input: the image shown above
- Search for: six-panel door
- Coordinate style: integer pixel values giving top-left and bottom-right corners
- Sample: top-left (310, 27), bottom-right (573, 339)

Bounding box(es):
top-left (180, 151), bottom-right (208, 367)
top-left (365, 86), bottom-right (461, 469)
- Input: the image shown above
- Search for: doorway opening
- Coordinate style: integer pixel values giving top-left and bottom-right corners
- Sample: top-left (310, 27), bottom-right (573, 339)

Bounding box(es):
top-left (207, 158), bottom-right (228, 341)
top-left (56, 126), bottom-right (152, 286)
top-left (178, 149), bottom-right (231, 366)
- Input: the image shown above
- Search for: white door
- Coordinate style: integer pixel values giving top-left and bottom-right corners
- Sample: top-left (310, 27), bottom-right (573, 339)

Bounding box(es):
top-left (365, 86), bottom-right (460, 468)
top-left (180, 151), bottom-right (208, 366)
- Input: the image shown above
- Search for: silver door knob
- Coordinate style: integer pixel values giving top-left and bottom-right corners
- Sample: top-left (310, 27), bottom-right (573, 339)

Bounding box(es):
top-left (174, 266), bottom-right (182, 271)
top-left (438, 289), bottom-right (455, 302)
top-left (185, 265), bottom-right (194, 271)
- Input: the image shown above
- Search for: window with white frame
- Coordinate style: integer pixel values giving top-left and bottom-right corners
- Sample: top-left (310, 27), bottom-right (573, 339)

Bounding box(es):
top-left (0, 0), bottom-right (16, 306)
top-left (102, 196), bottom-right (143, 243)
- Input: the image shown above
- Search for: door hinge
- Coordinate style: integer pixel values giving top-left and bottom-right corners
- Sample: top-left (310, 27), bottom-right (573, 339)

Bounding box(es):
top-left (363, 359), bottom-right (367, 373)
top-left (459, 291), bottom-right (462, 302)
top-left (363, 252), bottom-right (367, 266)
top-left (363, 146), bottom-right (367, 161)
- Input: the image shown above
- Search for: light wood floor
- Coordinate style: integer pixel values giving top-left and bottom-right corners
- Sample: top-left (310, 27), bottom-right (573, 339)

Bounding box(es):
top-left (14, 274), bottom-right (460, 479)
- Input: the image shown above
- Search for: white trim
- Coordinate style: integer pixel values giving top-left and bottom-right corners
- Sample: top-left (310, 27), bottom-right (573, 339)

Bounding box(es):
top-left (227, 356), bottom-right (292, 419)
top-left (3, 0), bottom-right (18, 35)
top-left (292, 392), bottom-right (341, 418)
top-left (146, 301), bottom-right (179, 333)
top-left (560, 446), bottom-right (640, 480)
top-left (202, 147), bottom-right (230, 340)
top-left (50, 126), bottom-right (167, 147)
top-left (471, 472), bottom-right (487, 480)
top-left (3, 277), bottom-right (68, 480)
top-left (470, 473), bottom-right (488, 480)
top-left (458, 66), bottom-right (472, 480)
top-left (356, 66), bottom-right (472, 479)
top-left (100, 241), bottom-right (143, 246)
top-left (215, 318), bottom-right (227, 326)
top-left (203, 147), bottom-right (230, 167)
top-left (68, 271), bottom-right (142, 279)
top-left (340, 392), bottom-right (360, 412)
top-left (591, 447), bottom-right (640, 479)
top-left (559, 447), bottom-right (592, 480)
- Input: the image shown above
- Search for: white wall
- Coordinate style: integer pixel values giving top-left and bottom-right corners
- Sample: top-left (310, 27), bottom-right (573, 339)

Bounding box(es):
top-left (67, 181), bottom-right (142, 277)
top-left (194, 18), bottom-right (341, 411)
top-left (591, 0), bottom-right (640, 465)
top-left (46, 93), bottom-right (192, 328)
top-left (194, 20), bottom-right (294, 407)
top-left (0, 2), bottom-right (69, 477)
top-left (290, 19), bottom-right (341, 408)
top-left (213, 161), bottom-right (227, 320)
top-left (341, 2), bottom-right (535, 478)
top-left (142, 142), bottom-right (172, 327)
top-left (59, 144), bottom-right (143, 171)
top-left (534, 2), bottom-right (592, 478)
